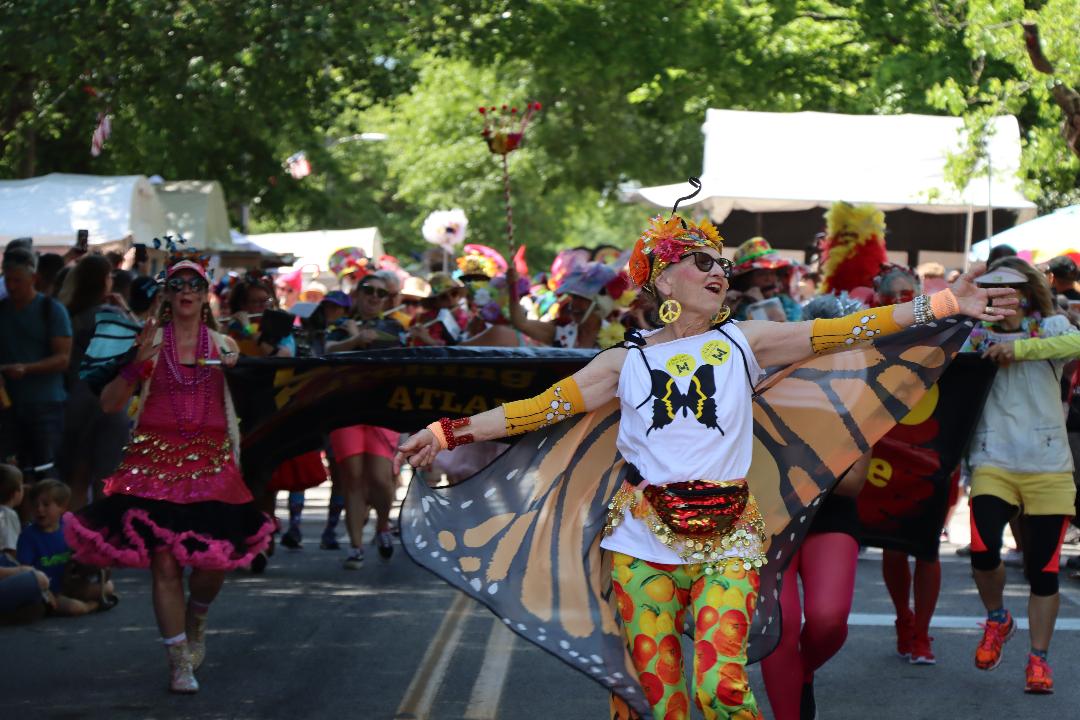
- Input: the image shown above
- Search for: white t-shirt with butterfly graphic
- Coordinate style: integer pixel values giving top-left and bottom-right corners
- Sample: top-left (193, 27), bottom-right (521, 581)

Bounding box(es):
top-left (601, 324), bottom-right (765, 563)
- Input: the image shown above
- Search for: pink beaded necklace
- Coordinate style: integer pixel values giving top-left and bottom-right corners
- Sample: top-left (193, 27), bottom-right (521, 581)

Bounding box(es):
top-left (162, 322), bottom-right (213, 440)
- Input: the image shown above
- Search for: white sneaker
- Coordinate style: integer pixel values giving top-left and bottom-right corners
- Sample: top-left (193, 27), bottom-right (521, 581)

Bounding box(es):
top-left (343, 549), bottom-right (364, 570)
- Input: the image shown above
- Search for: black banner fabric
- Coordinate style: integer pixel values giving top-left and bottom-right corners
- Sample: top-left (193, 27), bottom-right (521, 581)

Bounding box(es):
top-left (856, 353), bottom-right (998, 558)
top-left (231, 347), bottom-right (595, 474)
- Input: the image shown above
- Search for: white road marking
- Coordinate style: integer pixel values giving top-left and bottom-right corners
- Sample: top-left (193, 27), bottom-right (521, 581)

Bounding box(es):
top-left (463, 618), bottom-right (517, 719)
top-left (395, 592), bottom-right (472, 719)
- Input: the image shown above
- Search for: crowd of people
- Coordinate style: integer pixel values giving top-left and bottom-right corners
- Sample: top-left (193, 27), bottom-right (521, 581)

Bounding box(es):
top-left (2, 199), bottom-right (1080, 716)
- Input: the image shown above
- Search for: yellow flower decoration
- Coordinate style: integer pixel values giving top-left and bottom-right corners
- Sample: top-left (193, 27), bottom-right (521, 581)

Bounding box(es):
top-left (598, 322), bottom-right (627, 349)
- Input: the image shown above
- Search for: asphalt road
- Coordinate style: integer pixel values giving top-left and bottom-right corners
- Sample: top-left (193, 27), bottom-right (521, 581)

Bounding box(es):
top-left (3, 485), bottom-right (1080, 720)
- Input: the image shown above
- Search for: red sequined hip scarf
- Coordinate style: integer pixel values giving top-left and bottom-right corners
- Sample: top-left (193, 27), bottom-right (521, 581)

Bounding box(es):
top-left (604, 478), bottom-right (767, 574)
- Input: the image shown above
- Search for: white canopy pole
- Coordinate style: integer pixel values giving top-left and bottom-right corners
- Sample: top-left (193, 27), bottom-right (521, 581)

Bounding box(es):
top-left (963, 205), bottom-right (974, 271)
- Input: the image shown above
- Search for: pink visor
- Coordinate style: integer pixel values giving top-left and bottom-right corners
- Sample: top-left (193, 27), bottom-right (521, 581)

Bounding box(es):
top-left (166, 259), bottom-right (209, 282)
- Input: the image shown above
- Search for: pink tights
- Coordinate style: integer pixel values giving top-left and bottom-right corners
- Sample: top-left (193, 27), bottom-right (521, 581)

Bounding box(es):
top-left (761, 532), bottom-right (858, 720)
top-left (881, 550), bottom-right (940, 638)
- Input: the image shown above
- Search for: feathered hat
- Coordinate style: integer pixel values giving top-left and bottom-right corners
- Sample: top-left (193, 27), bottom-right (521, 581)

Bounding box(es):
top-left (819, 201), bottom-right (888, 294)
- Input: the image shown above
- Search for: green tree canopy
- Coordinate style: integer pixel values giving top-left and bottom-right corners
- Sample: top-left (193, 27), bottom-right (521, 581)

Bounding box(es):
top-left (3, 1), bottom-right (1077, 269)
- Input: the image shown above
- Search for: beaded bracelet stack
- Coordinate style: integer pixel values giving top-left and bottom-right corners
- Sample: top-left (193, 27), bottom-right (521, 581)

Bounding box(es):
top-left (913, 289), bottom-right (961, 325)
top-left (426, 417), bottom-right (475, 451)
top-left (119, 360), bottom-right (154, 385)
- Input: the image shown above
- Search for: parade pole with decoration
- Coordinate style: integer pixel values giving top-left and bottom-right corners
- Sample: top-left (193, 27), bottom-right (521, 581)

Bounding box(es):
top-left (479, 102), bottom-right (541, 260)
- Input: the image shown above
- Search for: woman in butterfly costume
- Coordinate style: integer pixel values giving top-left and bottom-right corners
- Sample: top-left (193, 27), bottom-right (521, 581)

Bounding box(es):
top-left (397, 202), bottom-right (1015, 719)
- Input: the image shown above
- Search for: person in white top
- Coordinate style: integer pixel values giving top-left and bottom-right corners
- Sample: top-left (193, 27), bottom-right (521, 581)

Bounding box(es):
top-left (397, 203), bottom-right (1013, 720)
top-left (961, 257), bottom-right (1079, 694)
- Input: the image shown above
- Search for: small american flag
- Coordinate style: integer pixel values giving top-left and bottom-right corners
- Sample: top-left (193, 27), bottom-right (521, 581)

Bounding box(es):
top-left (285, 151), bottom-right (311, 179)
top-left (90, 112), bottom-right (111, 157)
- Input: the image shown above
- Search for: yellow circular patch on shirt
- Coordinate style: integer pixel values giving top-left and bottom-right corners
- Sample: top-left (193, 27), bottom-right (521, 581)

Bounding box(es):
top-left (666, 353), bottom-right (697, 377)
top-left (701, 340), bottom-right (731, 366)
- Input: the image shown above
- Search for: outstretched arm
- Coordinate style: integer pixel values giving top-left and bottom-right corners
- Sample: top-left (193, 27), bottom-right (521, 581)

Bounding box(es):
top-left (741, 267), bottom-right (1018, 368)
top-left (394, 346), bottom-right (626, 472)
top-left (985, 328), bottom-right (1080, 366)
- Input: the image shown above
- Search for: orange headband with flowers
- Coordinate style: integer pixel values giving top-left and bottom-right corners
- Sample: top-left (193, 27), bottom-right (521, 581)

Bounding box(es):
top-left (628, 214), bottom-right (725, 288)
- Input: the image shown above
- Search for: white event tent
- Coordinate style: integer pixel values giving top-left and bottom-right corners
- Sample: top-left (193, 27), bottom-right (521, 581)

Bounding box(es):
top-left (627, 109), bottom-right (1037, 255)
top-left (242, 227), bottom-right (385, 272)
top-left (0, 173), bottom-right (166, 250)
top-left (154, 180), bottom-right (234, 251)
top-left (969, 204), bottom-right (1080, 264)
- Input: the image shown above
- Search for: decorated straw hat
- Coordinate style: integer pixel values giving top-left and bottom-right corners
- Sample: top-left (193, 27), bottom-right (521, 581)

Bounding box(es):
top-left (731, 237), bottom-right (791, 277)
top-left (428, 272), bottom-right (465, 297)
top-left (557, 262), bottom-right (619, 299)
top-left (401, 276), bottom-right (432, 300)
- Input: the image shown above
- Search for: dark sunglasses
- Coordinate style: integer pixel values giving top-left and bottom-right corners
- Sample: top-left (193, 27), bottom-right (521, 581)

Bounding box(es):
top-left (402, 299), bottom-right (422, 306)
top-left (166, 277), bottom-right (209, 293)
top-left (684, 251), bottom-right (732, 277)
top-left (359, 285), bottom-right (389, 299)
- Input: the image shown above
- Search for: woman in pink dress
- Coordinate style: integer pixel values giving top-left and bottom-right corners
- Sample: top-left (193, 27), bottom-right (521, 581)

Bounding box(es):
top-left (65, 259), bottom-right (274, 695)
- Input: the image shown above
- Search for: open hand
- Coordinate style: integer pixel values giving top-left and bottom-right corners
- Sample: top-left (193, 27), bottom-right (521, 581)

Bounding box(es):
top-left (950, 263), bottom-right (1020, 321)
top-left (393, 429), bottom-right (442, 474)
top-left (133, 316), bottom-right (160, 364)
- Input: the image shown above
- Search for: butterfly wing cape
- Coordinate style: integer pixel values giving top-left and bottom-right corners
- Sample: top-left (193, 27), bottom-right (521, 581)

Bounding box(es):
top-left (400, 318), bottom-right (974, 716)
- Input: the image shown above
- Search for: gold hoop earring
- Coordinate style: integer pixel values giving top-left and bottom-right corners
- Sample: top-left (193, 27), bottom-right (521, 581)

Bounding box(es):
top-left (658, 299), bottom-right (682, 324)
top-left (711, 305), bottom-right (731, 325)
top-left (162, 302), bottom-right (172, 323)
top-left (201, 304), bottom-right (210, 324)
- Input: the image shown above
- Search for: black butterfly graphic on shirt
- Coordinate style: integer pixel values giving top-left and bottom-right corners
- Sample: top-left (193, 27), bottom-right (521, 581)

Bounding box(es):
top-left (647, 364), bottom-right (723, 435)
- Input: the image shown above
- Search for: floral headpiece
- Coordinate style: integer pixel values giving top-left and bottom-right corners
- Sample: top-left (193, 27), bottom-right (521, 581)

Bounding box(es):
top-left (328, 246), bottom-right (369, 280)
top-left (628, 214), bottom-right (725, 288)
top-left (155, 235), bottom-right (213, 281)
top-left (457, 244), bottom-right (508, 280)
top-left (628, 177), bottom-right (725, 288)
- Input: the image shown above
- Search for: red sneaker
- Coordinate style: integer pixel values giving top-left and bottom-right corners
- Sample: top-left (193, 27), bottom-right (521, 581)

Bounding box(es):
top-left (895, 615), bottom-right (914, 659)
top-left (1025, 654), bottom-right (1054, 694)
top-left (909, 634), bottom-right (936, 665)
top-left (974, 614), bottom-right (1015, 671)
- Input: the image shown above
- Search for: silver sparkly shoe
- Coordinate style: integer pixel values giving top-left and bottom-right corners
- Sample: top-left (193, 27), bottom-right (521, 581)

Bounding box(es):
top-left (166, 641), bottom-right (199, 694)
top-left (186, 611), bottom-right (208, 671)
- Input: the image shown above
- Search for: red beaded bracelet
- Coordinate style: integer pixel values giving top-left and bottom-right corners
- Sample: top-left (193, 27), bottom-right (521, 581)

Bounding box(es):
top-left (439, 416), bottom-right (475, 450)
top-left (120, 360), bottom-right (154, 385)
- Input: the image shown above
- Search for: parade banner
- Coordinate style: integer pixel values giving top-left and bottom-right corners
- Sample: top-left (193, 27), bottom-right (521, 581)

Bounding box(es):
top-left (857, 353), bottom-right (998, 558)
top-left (231, 346), bottom-right (595, 475)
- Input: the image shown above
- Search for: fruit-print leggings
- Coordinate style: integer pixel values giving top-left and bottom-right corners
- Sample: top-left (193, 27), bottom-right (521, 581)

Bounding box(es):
top-left (608, 552), bottom-right (762, 720)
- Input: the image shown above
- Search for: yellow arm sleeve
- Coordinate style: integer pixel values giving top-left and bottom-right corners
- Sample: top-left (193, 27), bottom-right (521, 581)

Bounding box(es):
top-left (1014, 333), bottom-right (1080, 361)
top-left (811, 305), bottom-right (902, 354)
top-left (503, 377), bottom-right (586, 436)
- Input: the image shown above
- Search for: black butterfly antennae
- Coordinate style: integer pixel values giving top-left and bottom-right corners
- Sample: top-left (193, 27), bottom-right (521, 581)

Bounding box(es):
top-left (670, 176), bottom-right (702, 218)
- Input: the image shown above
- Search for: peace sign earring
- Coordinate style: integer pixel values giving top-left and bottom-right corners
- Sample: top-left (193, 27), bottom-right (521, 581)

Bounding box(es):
top-left (659, 299), bottom-right (682, 324)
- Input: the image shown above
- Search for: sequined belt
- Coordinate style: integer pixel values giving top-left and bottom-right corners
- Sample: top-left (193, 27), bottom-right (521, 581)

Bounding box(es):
top-left (604, 478), bottom-right (767, 574)
top-left (116, 430), bottom-right (233, 484)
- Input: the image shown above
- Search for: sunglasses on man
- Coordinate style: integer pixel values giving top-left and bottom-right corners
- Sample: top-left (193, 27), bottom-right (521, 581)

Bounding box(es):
top-left (684, 251), bottom-right (733, 278)
top-left (359, 285), bottom-right (390, 299)
top-left (166, 277), bottom-right (210, 293)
